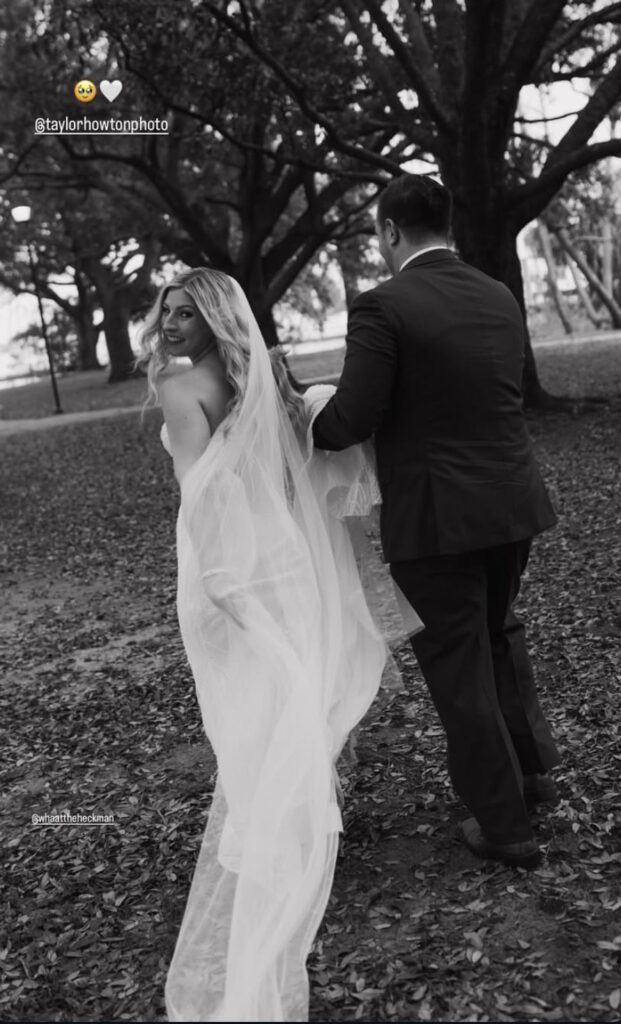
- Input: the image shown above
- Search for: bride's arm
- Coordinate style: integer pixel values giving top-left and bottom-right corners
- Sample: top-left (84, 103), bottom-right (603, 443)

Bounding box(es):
top-left (160, 377), bottom-right (212, 483)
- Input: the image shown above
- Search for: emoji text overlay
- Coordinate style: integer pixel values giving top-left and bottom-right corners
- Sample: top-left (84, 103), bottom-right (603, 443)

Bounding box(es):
top-left (99, 79), bottom-right (123, 102)
top-left (73, 79), bottom-right (124, 103)
top-left (74, 80), bottom-right (97, 103)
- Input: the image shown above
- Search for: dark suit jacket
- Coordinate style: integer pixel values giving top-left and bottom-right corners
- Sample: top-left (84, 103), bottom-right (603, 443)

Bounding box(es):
top-left (312, 250), bottom-right (557, 562)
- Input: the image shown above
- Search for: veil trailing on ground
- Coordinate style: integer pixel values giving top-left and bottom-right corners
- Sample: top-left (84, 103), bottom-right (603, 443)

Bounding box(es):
top-left (164, 278), bottom-right (420, 1022)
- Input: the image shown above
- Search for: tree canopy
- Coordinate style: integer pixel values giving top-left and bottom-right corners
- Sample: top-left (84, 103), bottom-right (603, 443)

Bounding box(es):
top-left (202, 0), bottom-right (621, 401)
top-left (1, 0), bottom-right (620, 397)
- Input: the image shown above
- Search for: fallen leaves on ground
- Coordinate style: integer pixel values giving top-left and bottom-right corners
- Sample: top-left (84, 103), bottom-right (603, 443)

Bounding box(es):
top-left (1, 344), bottom-right (620, 1022)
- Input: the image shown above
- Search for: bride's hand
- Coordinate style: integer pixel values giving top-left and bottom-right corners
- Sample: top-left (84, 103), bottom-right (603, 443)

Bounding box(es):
top-left (209, 592), bottom-right (248, 630)
top-left (202, 571), bottom-right (249, 630)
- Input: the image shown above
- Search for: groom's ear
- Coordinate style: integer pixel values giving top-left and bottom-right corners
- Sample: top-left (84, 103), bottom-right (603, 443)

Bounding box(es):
top-left (385, 218), bottom-right (400, 247)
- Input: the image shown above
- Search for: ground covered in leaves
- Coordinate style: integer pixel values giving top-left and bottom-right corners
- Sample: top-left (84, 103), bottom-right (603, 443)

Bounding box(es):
top-left (1, 341), bottom-right (620, 1022)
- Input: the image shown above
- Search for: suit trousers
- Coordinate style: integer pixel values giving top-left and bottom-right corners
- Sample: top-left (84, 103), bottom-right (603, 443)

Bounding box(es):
top-left (391, 540), bottom-right (560, 844)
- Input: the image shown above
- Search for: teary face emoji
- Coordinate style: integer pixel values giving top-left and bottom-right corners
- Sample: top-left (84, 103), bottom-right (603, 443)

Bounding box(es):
top-left (74, 80), bottom-right (97, 103)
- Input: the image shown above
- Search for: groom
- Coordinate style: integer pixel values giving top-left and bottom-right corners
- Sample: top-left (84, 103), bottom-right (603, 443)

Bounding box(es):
top-left (312, 173), bottom-right (560, 869)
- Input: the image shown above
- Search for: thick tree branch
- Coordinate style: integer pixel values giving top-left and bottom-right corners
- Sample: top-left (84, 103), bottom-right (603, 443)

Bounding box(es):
top-left (494, 0), bottom-right (566, 133)
top-left (263, 176), bottom-right (357, 282)
top-left (264, 229), bottom-right (335, 308)
top-left (531, 41), bottom-right (621, 84)
top-left (200, 0), bottom-right (408, 175)
top-left (341, 0), bottom-right (450, 134)
top-left (264, 189), bottom-right (378, 308)
top-left (543, 55), bottom-right (621, 168)
top-left (502, 0), bottom-right (566, 80)
top-left (57, 141), bottom-right (234, 269)
top-left (335, 1), bottom-right (439, 147)
top-left (106, 25), bottom-right (394, 183)
top-left (550, 222), bottom-right (621, 325)
top-left (508, 138), bottom-right (621, 226)
top-left (431, 0), bottom-right (465, 105)
top-left (0, 263), bottom-right (80, 318)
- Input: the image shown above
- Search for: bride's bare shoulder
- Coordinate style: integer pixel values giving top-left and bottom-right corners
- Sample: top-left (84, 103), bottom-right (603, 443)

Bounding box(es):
top-left (159, 363), bottom-right (219, 399)
top-left (188, 360), bottom-right (229, 392)
top-left (159, 362), bottom-right (196, 385)
top-left (159, 362), bottom-right (231, 430)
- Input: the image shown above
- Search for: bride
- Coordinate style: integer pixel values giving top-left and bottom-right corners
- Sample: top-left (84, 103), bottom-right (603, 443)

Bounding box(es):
top-left (139, 268), bottom-right (420, 1022)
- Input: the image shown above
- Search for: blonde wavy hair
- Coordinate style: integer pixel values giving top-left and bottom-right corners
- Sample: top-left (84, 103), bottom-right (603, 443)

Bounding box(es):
top-left (136, 268), bottom-right (307, 433)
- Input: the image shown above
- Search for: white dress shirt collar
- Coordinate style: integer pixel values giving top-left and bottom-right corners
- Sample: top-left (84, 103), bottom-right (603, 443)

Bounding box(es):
top-left (399, 246), bottom-right (454, 272)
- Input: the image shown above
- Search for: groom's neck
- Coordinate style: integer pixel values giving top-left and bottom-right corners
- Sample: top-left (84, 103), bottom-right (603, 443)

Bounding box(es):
top-left (390, 233), bottom-right (449, 275)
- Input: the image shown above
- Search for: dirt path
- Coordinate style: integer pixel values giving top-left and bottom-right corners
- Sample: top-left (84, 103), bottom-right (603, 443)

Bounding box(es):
top-left (0, 405), bottom-right (143, 438)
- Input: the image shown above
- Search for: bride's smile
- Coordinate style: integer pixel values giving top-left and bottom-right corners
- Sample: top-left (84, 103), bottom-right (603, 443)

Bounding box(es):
top-left (161, 287), bottom-right (215, 362)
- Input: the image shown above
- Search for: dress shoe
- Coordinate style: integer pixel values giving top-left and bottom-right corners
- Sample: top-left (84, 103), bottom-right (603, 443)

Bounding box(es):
top-left (523, 773), bottom-right (559, 807)
top-left (461, 817), bottom-right (542, 869)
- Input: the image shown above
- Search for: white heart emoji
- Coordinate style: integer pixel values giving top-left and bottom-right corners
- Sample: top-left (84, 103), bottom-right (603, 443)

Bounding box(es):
top-left (100, 80), bottom-right (123, 103)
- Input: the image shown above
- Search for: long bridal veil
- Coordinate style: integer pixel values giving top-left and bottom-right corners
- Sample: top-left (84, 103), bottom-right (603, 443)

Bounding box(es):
top-left (164, 278), bottom-right (419, 1022)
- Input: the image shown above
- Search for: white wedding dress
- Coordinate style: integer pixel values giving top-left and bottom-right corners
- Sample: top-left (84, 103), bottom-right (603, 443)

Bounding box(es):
top-left (160, 286), bottom-right (421, 1022)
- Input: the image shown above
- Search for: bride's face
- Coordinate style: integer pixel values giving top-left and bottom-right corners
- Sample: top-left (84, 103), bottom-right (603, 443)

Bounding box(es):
top-left (161, 288), bottom-right (214, 361)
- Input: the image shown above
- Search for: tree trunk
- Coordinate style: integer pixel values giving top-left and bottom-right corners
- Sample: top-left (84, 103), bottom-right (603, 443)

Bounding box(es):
top-left (566, 260), bottom-right (605, 328)
top-left (537, 221), bottom-right (573, 335)
top-left (74, 273), bottom-right (101, 370)
top-left (505, 238), bottom-right (551, 408)
top-left (76, 317), bottom-right (101, 370)
top-left (100, 288), bottom-right (138, 381)
top-left (602, 219), bottom-right (614, 297)
top-left (255, 304), bottom-right (280, 348)
top-left (243, 262), bottom-right (280, 347)
top-left (554, 227), bottom-right (621, 328)
top-left (335, 243), bottom-right (361, 309)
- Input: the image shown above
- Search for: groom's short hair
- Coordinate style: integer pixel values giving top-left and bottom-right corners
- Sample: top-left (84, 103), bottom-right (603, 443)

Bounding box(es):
top-left (377, 174), bottom-right (451, 236)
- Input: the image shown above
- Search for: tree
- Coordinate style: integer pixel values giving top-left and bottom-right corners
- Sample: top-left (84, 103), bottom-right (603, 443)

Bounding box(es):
top-left (544, 162), bottom-right (621, 326)
top-left (0, 0), bottom-right (165, 377)
top-left (12, 307), bottom-right (85, 372)
top-left (0, 192), bottom-right (101, 371)
top-left (0, 0), bottom-right (409, 351)
top-left (535, 220), bottom-right (574, 334)
top-left (0, 181), bottom-right (161, 378)
top-left (204, 0), bottom-right (621, 405)
top-left (84, 0), bottom-right (414, 344)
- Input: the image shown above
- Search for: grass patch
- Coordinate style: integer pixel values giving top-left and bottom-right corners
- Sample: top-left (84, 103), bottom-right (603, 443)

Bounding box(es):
top-left (0, 348), bottom-right (345, 421)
